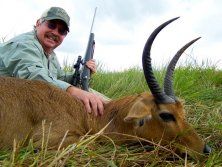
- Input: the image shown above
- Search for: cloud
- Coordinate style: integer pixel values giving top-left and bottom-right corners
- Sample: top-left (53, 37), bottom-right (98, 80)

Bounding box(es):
top-left (1, 0), bottom-right (221, 71)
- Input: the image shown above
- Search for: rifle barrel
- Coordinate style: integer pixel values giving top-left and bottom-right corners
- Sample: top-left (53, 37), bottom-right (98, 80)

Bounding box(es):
top-left (89, 7), bottom-right (97, 34)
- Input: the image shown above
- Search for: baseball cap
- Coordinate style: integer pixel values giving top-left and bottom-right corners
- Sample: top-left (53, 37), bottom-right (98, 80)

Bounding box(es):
top-left (40, 7), bottom-right (70, 31)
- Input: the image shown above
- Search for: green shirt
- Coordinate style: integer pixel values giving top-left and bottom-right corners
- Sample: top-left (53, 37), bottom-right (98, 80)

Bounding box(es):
top-left (0, 30), bottom-right (73, 90)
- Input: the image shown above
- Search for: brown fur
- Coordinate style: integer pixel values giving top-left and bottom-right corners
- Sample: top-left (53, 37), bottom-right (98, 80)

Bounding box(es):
top-left (0, 77), bottom-right (206, 158)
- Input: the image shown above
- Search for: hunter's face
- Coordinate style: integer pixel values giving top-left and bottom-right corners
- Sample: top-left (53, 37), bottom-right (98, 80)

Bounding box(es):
top-left (35, 19), bottom-right (68, 54)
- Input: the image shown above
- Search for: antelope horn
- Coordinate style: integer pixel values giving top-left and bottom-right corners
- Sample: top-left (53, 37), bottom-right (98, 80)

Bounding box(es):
top-left (142, 17), bottom-right (179, 104)
top-left (164, 37), bottom-right (201, 99)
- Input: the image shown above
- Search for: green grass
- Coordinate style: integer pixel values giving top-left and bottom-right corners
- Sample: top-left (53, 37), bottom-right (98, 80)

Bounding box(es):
top-left (1, 62), bottom-right (222, 166)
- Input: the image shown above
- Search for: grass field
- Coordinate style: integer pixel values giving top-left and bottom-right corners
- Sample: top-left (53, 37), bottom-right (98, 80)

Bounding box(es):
top-left (0, 62), bottom-right (222, 166)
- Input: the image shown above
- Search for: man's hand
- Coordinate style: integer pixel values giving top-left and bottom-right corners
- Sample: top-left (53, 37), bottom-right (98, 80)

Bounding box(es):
top-left (66, 86), bottom-right (105, 116)
top-left (86, 59), bottom-right (96, 74)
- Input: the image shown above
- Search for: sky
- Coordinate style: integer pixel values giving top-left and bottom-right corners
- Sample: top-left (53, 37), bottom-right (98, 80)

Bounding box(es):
top-left (0, 0), bottom-right (221, 71)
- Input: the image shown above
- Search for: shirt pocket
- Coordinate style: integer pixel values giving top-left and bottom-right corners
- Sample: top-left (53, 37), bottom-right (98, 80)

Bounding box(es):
top-left (27, 65), bottom-right (43, 73)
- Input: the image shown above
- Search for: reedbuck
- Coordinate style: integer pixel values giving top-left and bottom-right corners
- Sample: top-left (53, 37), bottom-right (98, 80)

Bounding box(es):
top-left (0, 17), bottom-right (211, 159)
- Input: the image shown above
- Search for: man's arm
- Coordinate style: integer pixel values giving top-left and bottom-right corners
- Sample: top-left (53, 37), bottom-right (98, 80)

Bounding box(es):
top-left (3, 42), bottom-right (71, 90)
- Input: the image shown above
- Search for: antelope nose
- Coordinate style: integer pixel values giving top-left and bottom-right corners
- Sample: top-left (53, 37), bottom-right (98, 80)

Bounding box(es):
top-left (203, 144), bottom-right (211, 155)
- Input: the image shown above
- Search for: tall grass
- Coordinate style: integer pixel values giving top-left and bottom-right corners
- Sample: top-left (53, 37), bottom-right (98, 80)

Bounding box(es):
top-left (0, 61), bottom-right (222, 166)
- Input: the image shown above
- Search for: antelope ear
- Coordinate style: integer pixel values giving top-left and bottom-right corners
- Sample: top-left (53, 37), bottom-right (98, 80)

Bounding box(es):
top-left (124, 98), bottom-right (153, 123)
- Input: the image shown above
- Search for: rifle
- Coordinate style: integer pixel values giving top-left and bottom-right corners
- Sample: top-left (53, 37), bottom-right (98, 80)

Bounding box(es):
top-left (72, 8), bottom-right (97, 91)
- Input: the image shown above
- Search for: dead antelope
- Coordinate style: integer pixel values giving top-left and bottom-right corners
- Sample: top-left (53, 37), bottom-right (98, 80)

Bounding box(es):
top-left (0, 17), bottom-right (211, 159)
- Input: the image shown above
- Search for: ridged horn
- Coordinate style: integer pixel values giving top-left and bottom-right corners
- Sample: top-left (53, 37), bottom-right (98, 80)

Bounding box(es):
top-left (164, 37), bottom-right (201, 99)
top-left (142, 17), bottom-right (179, 104)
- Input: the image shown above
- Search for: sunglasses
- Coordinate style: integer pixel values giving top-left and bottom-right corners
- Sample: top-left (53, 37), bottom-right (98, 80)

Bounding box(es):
top-left (45, 20), bottom-right (68, 36)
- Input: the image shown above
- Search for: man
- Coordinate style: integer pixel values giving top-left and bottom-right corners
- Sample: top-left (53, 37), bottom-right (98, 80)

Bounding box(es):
top-left (0, 7), bottom-right (107, 116)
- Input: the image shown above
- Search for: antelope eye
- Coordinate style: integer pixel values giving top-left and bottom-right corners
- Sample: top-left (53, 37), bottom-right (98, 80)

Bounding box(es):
top-left (138, 119), bottom-right (145, 127)
top-left (159, 113), bottom-right (176, 122)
